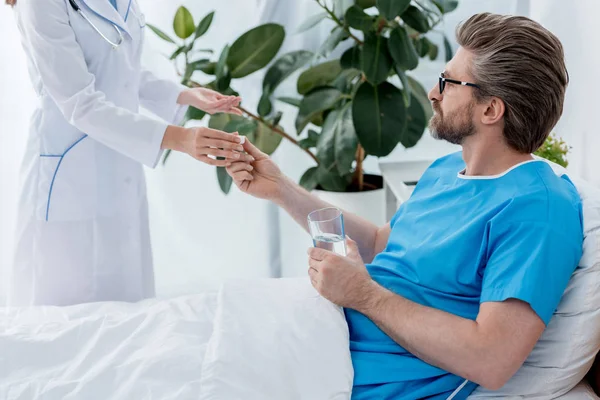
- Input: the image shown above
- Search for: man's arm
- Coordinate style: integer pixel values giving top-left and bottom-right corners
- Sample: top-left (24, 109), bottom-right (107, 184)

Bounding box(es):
top-left (276, 176), bottom-right (391, 263)
top-left (358, 283), bottom-right (545, 390)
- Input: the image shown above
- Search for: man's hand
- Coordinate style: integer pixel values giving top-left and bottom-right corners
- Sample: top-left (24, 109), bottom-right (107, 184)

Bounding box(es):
top-left (307, 237), bottom-right (378, 310)
top-left (226, 139), bottom-right (285, 201)
top-left (178, 87), bottom-right (243, 115)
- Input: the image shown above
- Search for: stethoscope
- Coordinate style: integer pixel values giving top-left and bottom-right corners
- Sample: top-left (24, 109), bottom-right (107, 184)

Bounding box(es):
top-left (68, 0), bottom-right (124, 49)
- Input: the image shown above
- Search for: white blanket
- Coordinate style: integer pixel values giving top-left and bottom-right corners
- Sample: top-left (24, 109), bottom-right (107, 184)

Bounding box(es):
top-left (0, 277), bottom-right (353, 399)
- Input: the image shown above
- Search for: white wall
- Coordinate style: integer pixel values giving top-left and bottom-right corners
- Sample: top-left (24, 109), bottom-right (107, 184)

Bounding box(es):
top-left (0, 8), bottom-right (32, 305)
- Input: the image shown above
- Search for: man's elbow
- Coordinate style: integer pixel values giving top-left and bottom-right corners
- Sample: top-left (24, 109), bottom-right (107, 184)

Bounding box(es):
top-left (473, 364), bottom-right (517, 391)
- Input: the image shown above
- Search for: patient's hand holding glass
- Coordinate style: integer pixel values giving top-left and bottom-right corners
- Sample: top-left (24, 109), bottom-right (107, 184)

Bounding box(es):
top-left (307, 207), bottom-right (347, 256)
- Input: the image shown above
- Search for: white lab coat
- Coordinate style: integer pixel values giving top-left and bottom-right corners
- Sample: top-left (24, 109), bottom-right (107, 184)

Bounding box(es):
top-left (9, 0), bottom-right (188, 306)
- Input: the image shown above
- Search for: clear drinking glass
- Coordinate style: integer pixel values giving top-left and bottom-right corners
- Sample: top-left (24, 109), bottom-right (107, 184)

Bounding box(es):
top-left (307, 207), bottom-right (347, 256)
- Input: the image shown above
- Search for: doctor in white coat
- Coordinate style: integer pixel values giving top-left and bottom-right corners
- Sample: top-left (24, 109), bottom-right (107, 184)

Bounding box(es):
top-left (6, 0), bottom-right (253, 306)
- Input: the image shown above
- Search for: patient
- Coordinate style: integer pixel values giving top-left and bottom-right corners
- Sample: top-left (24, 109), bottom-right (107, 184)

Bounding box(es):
top-left (227, 13), bottom-right (583, 400)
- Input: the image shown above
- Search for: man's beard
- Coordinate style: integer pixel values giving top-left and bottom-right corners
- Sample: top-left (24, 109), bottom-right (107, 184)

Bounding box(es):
top-left (428, 101), bottom-right (475, 145)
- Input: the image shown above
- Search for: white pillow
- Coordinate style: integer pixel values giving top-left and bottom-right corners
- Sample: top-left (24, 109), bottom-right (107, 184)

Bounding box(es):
top-left (468, 161), bottom-right (600, 399)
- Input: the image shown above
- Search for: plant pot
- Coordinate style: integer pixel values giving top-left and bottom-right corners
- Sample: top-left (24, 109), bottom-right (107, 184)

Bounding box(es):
top-left (312, 174), bottom-right (386, 226)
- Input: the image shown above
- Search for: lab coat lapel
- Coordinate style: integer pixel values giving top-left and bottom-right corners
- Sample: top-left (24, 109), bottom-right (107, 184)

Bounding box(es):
top-left (117, 0), bottom-right (134, 23)
top-left (77, 0), bottom-right (131, 37)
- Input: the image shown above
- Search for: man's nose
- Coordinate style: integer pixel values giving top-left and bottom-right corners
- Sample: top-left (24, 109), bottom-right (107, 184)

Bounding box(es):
top-left (428, 83), bottom-right (442, 102)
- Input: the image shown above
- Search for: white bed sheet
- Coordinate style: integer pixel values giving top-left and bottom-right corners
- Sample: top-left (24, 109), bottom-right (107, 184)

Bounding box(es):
top-left (0, 277), bottom-right (354, 400)
top-left (0, 293), bottom-right (218, 399)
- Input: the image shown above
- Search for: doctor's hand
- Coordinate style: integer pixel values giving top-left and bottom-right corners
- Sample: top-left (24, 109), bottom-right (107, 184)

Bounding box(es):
top-left (162, 125), bottom-right (254, 166)
top-left (226, 139), bottom-right (285, 201)
top-left (178, 88), bottom-right (243, 116)
top-left (308, 237), bottom-right (378, 310)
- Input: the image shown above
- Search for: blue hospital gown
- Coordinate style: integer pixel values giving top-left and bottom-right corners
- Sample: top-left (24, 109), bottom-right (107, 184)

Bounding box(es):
top-left (346, 152), bottom-right (583, 399)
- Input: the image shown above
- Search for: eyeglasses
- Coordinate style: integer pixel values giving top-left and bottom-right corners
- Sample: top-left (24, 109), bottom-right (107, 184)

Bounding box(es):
top-left (439, 73), bottom-right (480, 94)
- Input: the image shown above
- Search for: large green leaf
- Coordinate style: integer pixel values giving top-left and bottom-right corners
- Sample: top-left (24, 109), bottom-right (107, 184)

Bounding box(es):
top-left (345, 5), bottom-right (374, 32)
top-left (402, 93), bottom-right (427, 148)
top-left (340, 46), bottom-right (361, 70)
top-left (361, 33), bottom-right (393, 85)
top-left (170, 45), bottom-right (186, 60)
top-left (352, 81), bottom-right (407, 156)
top-left (388, 26), bottom-right (419, 70)
top-left (393, 64), bottom-right (411, 107)
top-left (316, 166), bottom-right (349, 192)
top-left (297, 60), bottom-right (343, 95)
top-left (316, 26), bottom-right (348, 59)
top-left (147, 23), bottom-right (176, 44)
top-left (299, 129), bottom-right (320, 149)
top-left (296, 87), bottom-right (344, 134)
top-left (299, 167), bottom-right (320, 191)
top-left (223, 118), bottom-right (258, 137)
top-left (428, 43), bottom-right (439, 60)
top-left (198, 62), bottom-right (216, 75)
top-left (194, 11), bottom-right (215, 39)
top-left (407, 75), bottom-right (433, 122)
top-left (376, 0), bottom-right (411, 20)
top-left (277, 97), bottom-right (302, 108)
top-left (263, 51), bottom-right (314, 95)
top-left (173, 6), bottom-right (195, 39)
top-left (216, 45), bottom-right (230, 79)
top-left (401, 6), bottom-right (430, 33)
top-left (296, 12), bottom-right (328, 33)
top-left (432, 0), bottom-right (458, 13)
top-left (254, 122), bottom-right (283, 155)
top-left (414, 36), bottom-right (431, 57)
top-left (227, 24), bottom-right (285, 79)
top-left (216, 45), bottom-right (231, 91)
top-left (258, 94), bottom-right (272, 117)
top-left (216, 167), bottom-right (233, 194)
top-left (334, 0), bottom-right (355, 18)
top-left (356, 0), bottom-right (377, 9)
top-left (209, 113), bottom-right (245, 131)
top-left (333, 68), bottom-right (362, 93)
top-left (183, 106), bottom-right (206, 124)
top-left (317, 103), bottom-right (358, 176)
top-left (443, 34), bottom-right (453, 62)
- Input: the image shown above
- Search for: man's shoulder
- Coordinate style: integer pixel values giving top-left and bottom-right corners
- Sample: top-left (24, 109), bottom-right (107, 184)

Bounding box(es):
top-left (497, 162), bottom-right (582, 231)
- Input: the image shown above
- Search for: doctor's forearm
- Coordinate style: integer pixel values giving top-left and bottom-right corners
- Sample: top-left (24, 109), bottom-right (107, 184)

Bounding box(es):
top-left (275, 177), bottom-right (380, 261)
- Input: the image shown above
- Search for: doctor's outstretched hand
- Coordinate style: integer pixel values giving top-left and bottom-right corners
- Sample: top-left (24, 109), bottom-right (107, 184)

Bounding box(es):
top-left (178, 87), bottom-right (243, 116)
top-left (162, 125), bottom-right (254, 167)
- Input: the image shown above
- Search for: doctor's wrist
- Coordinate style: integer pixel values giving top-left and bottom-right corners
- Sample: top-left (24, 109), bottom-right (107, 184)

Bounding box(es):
top-left (161, 125), bottom-right (191, 153)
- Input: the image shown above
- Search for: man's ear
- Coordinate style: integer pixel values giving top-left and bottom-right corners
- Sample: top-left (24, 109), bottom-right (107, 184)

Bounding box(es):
top-left (481, 97), bottom-right (505, 126)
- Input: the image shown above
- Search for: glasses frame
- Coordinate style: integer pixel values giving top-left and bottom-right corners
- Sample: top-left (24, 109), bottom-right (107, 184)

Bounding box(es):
top-left (439, 73), bottom-right (480, 94)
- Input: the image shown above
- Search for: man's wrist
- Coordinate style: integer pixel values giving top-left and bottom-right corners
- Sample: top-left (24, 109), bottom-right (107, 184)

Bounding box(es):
top-left (355, 280), bottom-right (390, 316)
top-left (273, 175), bottom-right (295, 207)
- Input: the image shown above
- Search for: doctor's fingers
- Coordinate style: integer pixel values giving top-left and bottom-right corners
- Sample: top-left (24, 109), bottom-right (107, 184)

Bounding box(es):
top-left (195, 155), bottom-right (233, 167)
top-left (200, 148), bottom-right (248, 161)
top-left (200, 127), bottom-right (244, 143)
top-left (200, 139), bottom-right (244, 152)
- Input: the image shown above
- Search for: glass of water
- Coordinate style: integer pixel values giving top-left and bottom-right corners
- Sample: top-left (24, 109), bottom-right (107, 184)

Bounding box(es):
top-left (307, 207), bottom-right (347, 256)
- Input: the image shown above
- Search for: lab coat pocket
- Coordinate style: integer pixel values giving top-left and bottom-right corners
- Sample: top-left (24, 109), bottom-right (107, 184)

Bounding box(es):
top-left (36, 136), bottom-right (97, 222)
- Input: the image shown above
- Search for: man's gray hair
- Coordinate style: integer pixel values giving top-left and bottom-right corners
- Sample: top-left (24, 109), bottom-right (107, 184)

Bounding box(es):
top-left (456, 13), bottom-right (569, 154)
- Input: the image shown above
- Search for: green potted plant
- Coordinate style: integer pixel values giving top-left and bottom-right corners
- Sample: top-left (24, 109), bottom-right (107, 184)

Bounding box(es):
top-left (148, 0), bottom-right (459, 219)
top-left (534, 133), bottom-right (570, 167)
